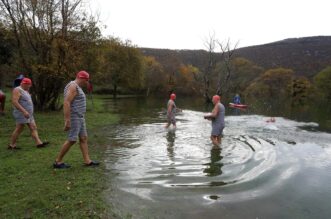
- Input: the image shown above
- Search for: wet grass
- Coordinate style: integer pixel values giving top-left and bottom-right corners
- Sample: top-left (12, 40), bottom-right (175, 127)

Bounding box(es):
top-left (0, 93), bottom-right (119, 218)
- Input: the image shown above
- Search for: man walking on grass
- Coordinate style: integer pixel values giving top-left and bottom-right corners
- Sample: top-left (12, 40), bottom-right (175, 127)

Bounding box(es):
top-left (53, 71), bottom-right (99, 169)
top-left (8, 77), bottom-right (49, 149)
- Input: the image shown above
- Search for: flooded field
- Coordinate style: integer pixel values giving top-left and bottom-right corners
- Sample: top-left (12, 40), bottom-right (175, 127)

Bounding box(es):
top-left (100, 98), bottom-right (331, 219)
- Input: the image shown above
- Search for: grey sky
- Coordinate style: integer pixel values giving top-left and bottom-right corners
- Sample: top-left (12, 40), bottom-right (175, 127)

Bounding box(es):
top-left (89, 0), bottom-right (331, 50)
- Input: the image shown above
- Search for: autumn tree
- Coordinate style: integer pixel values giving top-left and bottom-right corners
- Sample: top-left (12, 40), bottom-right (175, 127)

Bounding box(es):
top-left (97, 38), bottom-right (145, 98)
top-left (0, 0), bottom-right (100, 110)
top-left (216, 57), bottom-right (264, 98)
top-left (177, 64), bottom-right (200, 95)
top-left (289, 77), bottom-right (312, 107)
top-left (0, 23), bottom-right (15, 87)
top-left (245, 68), bottom-right (295, 111)
top-left (314, 66), bottom-right (331, 103)
top-left (143, 56), bottom-right (166, 96)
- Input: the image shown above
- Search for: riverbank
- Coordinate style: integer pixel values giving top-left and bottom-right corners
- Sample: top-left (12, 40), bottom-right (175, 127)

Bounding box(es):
top-left (0, 94), bottom-right (119, 218)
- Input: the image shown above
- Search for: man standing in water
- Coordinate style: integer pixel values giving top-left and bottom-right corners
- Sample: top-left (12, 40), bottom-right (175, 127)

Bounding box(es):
top-left (8, 78), bottom-right (49, 149)
top-left (53, 71), bottom-right (99, 168)
top-left (204, 95), bottom-right (225, 147)
top-left (165, 93), bottom-right (178, 129)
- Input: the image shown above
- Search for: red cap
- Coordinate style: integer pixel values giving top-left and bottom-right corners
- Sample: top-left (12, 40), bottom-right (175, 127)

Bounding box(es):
top-left (21, 78), bottom-right (32, 85)
top-left (76, 71), bottom-right (89, 80)
top-left (212, 95), bottom-right (220, 102)
top-left (170, 93), bottom-right (176, 100)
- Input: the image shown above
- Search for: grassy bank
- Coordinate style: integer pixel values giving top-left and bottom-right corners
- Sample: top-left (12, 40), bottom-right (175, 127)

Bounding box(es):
top-left (0, 93), bottom-right (119, 218)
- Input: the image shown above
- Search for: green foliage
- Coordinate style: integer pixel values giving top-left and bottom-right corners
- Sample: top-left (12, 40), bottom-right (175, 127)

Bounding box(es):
top-left (216, 57), bottom-right (264, 98)
top-left (96, 38), bottom-right (145, 96)
top-left (245, 68), bottom-right (295, 111)
top-left (176, 64), bottom-right (201, 95)
top-left (143, 56), bottom-right (167, 95)
top-left (289, 77), bottom-right (313, 107)
top-left (314, 66), bottom-right (331, 102)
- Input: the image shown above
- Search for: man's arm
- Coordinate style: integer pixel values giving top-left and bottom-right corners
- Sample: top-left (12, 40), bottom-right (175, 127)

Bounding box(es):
top-left (210, 104), bottom-right (220, 118)
top-left (63, 84), bottom-right (77, 131)
top-left (12, 88), bottom-right (29, 118)
top-left (167, 101), bottom-right (173, 114)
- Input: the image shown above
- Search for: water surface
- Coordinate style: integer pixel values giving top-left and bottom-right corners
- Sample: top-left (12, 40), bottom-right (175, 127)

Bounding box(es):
top-left (101, 98), bottom-right (331, 219)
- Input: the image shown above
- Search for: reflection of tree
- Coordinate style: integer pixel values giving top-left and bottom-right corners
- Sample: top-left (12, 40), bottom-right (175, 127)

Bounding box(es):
top-left (166, 131), bottom-right (176, 160)
top-left (203, 147), bottom-right (223, 177)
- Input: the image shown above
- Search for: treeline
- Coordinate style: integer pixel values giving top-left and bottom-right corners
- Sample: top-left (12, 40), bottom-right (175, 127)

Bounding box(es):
top-left (0, 1), bottom-right (331, 112)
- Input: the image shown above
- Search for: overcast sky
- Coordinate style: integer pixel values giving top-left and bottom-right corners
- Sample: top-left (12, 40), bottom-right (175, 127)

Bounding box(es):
top-left (88, 0), bottom-right (331, 50)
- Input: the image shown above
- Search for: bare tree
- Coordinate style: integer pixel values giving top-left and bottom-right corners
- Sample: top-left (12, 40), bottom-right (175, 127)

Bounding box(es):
top-left (203, 33), bottom-right (217, 103)
top-left (216, 39), bottom-right (239, 96)
top-left (202, 33), bottom-right (238, 102)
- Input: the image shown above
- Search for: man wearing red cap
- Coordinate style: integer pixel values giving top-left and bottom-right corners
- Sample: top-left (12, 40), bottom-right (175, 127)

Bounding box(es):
top-left (204, 95), bottom-right (225, 147)
top-left (53, 71), bottom-right (99, 168)
top-left (8, 77), bottom-right (49, 149)
top-left (165, 93), bottom-right (180, 129)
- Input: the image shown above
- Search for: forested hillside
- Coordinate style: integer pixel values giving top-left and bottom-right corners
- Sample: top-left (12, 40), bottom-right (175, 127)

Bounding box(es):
top-left (140, 36), bottom-right (331, 78)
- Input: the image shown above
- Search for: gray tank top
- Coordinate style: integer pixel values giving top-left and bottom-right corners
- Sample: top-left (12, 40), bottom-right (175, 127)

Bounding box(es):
top-left (13, 86), bottom-right (33, 114)
top-left (212, 103), bottom-right (225, 127)
top-left (167, 99), bottom-right (176, 117)
top-left (64, 81), bottom-right (86, 118)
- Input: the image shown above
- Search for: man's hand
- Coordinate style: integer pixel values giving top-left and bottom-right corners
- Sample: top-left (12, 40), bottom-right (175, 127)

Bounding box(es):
top-left (64, 120), bottom-right (71, 131)
top-left (23, 111), bottom-right (30, 119)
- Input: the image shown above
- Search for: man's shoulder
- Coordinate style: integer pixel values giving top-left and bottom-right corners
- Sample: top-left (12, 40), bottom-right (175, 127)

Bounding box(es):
top-left (219, 103), bottom-right (225, 109)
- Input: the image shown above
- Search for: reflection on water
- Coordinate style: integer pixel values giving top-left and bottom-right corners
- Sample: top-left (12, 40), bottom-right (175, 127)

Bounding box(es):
top-left (102, 98), bottom-right (331, 219)
top-left (166, 130), bottom-right (175, 160)
top-left (203, 147), bottom-right (223, 177)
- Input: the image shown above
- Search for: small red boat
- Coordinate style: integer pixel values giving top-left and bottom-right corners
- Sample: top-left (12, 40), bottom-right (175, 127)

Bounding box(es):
top-left (229, 103), bottom-right (248, 109)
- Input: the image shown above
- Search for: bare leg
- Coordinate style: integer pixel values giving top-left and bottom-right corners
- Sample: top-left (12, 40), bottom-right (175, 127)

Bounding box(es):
top-left (211, 136), bottom-right (220, 148)
top-left (27, 122), bottom-right (43, 145)
top-left (10, 124), bottom-right (25, 146)
top-left (79, 136), bottom-right (91, 164)
top-left (55, 140), bottom-right (76, 163)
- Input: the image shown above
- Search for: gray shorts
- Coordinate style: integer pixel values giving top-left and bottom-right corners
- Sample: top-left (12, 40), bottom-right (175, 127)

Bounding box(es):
top-left (167, 115), bottom-right (176, 125)
top-left (211, 126), bottom-right (224, 137)
top-left (68, 118), bottom-right (87, 141)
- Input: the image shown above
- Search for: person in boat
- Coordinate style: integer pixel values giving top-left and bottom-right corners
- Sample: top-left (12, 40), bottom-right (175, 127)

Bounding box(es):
top-left (165, 93), bottom-right (180, 129)
top-left (53, 71), bottom-right (100, 169)
top-left (233, 93), bottom-right (241, 104)
top-left (8, 77), bottom-right (49, 149)
top-left (204, 95), bottom-right (225, 147)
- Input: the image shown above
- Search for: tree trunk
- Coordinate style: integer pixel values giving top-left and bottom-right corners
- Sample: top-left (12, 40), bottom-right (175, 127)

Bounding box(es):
top-left (113, 84), bottom-right (117, 98)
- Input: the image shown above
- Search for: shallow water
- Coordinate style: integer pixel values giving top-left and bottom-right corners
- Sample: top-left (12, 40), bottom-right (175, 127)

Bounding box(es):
top-left (101, 98), bottom-right (331, 219)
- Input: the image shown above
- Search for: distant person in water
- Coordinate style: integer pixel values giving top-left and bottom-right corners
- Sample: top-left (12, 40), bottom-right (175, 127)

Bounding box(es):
top-left (165, 93), bottom-right (181, 129)
top-left (204, 95), bottom-right (225, 147)
top-left (233, 93), bottom-right (241, 104)
top-left (266, 117), bottom-right (276, 123)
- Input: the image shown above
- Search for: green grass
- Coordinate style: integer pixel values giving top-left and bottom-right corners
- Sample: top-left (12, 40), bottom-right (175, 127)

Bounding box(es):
top-left (0, 93), bottom-right (119, 218)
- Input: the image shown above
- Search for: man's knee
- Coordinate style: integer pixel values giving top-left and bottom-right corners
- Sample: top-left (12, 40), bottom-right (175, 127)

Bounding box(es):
top-left (79, 136), bottom-right (88, 143)
top-left (28, 123), bottom-right (37, 131)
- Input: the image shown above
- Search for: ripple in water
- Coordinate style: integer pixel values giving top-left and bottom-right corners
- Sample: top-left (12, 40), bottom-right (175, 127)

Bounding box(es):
top-left (104, 110), bottom-right (331, 218)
